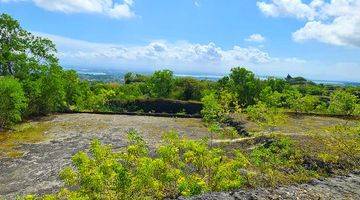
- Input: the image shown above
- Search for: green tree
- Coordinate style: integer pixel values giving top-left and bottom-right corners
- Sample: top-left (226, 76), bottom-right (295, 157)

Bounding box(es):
top-left (259, 86), bottom-right (283, 108)
top-left (220, 67), bottom-right (262, 107)
top-left (0, 77), bottom-right (27, 128)
top-left (282, 87), bottom-right (302, 108)
top-left (328, 90), bottom-right (358, 115)
top-left (124, 72), bottom-right (148, 84)
top-left (0, 14), bottom-right (81, 116)
top-left (148, 70), bottom-right (174, 98)
top-left (63, 70), bottom-right (89, 109)
top-left (0, 13), bottom-right (57, 78)
top-left (22, 65), bottom-right (67, 115)
top-left (264, 77), bottom-right (287, 93)
top-left (173, 77), bottom-right (204, 101)
top-left (114, 83), bottom-right (146, 101)
top-left (290, 94), bottom-right (320, 113)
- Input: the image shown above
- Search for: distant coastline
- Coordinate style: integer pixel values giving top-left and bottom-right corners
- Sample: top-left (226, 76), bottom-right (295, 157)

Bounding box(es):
top-left (71, 68), bottom-right (360, 86)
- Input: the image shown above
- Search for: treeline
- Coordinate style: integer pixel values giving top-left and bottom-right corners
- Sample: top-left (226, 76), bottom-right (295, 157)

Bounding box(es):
top-left (201, 67), bottom-right (360, 126)
top-left (0, 14), bottom-right (89, 128)
top-left (1, 13), bottom-right (360, 129)
top-left (0, 14), bottom-right (213, 128)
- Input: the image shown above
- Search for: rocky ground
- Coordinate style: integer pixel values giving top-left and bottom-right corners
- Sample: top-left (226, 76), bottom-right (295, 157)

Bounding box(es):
top-left (0, 113), bottom-right (359, 199)
top-left (184, 172), bottom-right (360, 200)
top-left (0, 113), bottom-right (210, 199)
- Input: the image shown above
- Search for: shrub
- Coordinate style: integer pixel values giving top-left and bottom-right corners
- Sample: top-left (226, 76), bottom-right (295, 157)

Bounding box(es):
top-left (172, 77), bottom-right (205, 101)
top-left (328, 90), bottom-right (358, 115)
top-left (314, 124), bottom-right (360, 167)
top-left (259, 86), bottom-right (283, 108)
top-left (201, 93), bottom-right (227, 123)
top-left (249, 136), bottom-right (311, 186)
top-left (354, 104), bottom-right (360, 115)
top-left (86, 89), bottom-right (116, 112)
top-left (114, 83), bottom-right (145, 101)
top-left (251, 137), bottom-right (296, 168)
top-left (246, 102), bottom-right (287, 130)
top-left (290, 95), bottom-right (320, 113)
top-left (24, 132), bottom-right (357, 199)
top-left (42, 131), bottom-right (250, 199)
top-left (0, 77), bottom-right (27, 128)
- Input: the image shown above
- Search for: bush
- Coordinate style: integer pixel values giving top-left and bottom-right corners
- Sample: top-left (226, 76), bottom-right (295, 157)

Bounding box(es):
top-left (45, 131), bottom-right (249, 199)
top-left (249, 136), bottom-right (312, 186)
top-left (354, 104), bottom-right (360, 115)
top-left (290, 95), bottom-right (320, 113)
top-left (172, 77), bottom-right (206, 101)
top-left (314, 124), bottom-right (360, 167)
top-left (201, 93), bottom-right (227, 123)
top-left (246, 102), bottom-right (287, 130)
top-left (24, 131), bottom-right (358, 199)
top-left (328, 90), bottom-right (358, 115)
top-left (114, 83), bottom-right (146, 101)
top-left (0, 77), bottom-right (27, 128)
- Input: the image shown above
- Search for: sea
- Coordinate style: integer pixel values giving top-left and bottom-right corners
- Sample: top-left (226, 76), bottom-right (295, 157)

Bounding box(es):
top-left (74, 69), bottom-right (360, 86)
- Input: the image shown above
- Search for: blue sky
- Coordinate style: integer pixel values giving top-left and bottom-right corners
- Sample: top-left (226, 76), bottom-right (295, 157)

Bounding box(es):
top-left (1, 0), bottom-right (360, 81)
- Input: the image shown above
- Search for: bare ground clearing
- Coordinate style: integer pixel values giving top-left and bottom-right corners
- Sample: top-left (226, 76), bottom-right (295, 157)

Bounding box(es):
top-left (0, 113), bottom-right (359, 199)
top-left (0, 113), bottom-right (210, 199)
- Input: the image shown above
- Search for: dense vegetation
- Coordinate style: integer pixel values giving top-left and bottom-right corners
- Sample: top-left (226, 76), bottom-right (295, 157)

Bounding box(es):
top-left (1, 13), bottom-right (360, 199)
top-left (1, 12), bottom-right (359, 128)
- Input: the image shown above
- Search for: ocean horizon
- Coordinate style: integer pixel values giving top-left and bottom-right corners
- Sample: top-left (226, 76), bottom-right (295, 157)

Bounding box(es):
top-left (74, 69), bottom-right (360, 86)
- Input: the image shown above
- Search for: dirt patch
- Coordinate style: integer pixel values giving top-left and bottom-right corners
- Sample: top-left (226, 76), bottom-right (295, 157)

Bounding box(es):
top-left (0, 113), bottom-right (210, 199)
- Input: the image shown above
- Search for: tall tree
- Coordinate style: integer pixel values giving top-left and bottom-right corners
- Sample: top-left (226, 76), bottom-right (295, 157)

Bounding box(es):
top-left (220, 67), bottom-right (262, 107)
top-left (148, 70), bottom-right (174, 98)
top-left (0, 77), bottom-right (27, 128)
top-left (0, 14), bottom-right (85, 117)
top-left (0, 13), bottom-right (58, 78)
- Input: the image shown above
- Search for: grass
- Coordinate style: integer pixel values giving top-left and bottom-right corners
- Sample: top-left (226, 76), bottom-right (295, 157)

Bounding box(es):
top-left (0, 122), bottom-right (50, 158)
top-left (234, 112), bottom-right (357, 136)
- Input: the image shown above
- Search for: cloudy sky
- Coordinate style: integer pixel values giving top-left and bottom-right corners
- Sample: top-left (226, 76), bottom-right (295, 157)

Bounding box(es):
top-left (1, 0), bottom-right (360, 81)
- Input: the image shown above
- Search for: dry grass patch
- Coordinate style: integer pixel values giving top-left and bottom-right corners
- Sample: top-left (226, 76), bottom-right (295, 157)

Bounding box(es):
top-left (0, 122), bottom-right (50, 158)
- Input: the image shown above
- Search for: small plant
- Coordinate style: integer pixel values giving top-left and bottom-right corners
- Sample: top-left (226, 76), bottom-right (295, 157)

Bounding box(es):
top-left (246, 102), bottom-right (287, 131)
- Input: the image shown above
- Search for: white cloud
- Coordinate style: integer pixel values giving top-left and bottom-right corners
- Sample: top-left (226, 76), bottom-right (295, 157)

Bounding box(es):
top-left (245, 34), bottom-right (266, 43)
top-left (31, 32), bottom-right (360, 81)
top-left (1, 0), bottom-right (135, 19)
top-left (257, 0), bottom-right (360, 47)
top-left (34, 32), bottom-right (276, 74)
top-left (257, 0), bottom-right (317, 20)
